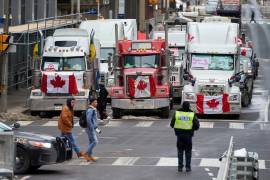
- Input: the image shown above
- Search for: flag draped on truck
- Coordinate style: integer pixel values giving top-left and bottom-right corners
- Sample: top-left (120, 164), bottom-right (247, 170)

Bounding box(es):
top-left (89, 29), bottom-right (96, 63)
top-left (128, 76), bottom-right (156, 98)
top-left (196, 94), bottom-right (230, 114)
top-left (41, 74), bottom-right (78, 94)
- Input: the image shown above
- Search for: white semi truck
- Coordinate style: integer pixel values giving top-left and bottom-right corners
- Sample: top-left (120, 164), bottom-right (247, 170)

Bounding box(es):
top-left (29, 28), bottom-right (100, 116)
top-left (150, 26), bottom-right (186, 102)
top-left (182, 22), bottom-right (241, 116)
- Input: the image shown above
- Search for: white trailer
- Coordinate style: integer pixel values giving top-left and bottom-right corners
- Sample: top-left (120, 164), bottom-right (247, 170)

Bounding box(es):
top-left (29, 28), bottom-right (100, 115)
top-left (182, 22), bottom-right (241, 116)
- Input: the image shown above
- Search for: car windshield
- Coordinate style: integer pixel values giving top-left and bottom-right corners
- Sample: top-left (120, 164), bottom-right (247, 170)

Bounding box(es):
top-left (42, 56), bottom-right (86, 71)
top-left (0, 122), bottom-right (12, 132)
top-left (191, 54), bottom-right (234, 71)
top-left (124, 55), bottom-right (160, 68)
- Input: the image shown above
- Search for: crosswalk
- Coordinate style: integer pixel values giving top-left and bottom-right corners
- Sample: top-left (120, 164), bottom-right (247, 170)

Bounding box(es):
top-left (2, 119), bottom-right (270, 130)
top-left (58, 156), bottom-right (269, 170)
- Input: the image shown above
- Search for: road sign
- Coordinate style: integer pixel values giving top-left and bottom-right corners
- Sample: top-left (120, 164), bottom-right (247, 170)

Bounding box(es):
top-left (0, 34), bottom-right (10, 53)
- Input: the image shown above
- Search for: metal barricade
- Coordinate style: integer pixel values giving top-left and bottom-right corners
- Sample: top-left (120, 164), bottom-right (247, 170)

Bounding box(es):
top-left (0, 132), bottom-right (15, 180)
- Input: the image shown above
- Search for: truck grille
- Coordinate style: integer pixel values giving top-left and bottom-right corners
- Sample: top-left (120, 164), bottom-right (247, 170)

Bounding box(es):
top-left (198, 84), bottom-right (225, 96)
top-left (46, 93), bottom-right (71, 97)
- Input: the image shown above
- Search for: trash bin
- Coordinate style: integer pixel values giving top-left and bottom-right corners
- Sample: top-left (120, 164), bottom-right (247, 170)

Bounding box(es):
top-left (0, 132), bottom-right (15, 180)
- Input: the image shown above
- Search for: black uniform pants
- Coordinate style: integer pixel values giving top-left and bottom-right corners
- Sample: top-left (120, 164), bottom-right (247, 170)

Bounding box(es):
top-left (177, 135), bottom-right (192, 169)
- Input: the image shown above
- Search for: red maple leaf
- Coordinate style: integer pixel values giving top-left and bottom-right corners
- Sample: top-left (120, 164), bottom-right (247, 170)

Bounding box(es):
top-left (137, 80), bottom-right (147, 91)
top-left (50, 75), bottom-right (66, 88)
top-left (206, 99), bottom-right (219, 109)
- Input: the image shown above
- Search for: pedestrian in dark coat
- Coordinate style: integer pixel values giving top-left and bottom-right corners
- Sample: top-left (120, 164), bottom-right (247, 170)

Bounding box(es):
top-left (97, 83), bottom-right (109, 120)
top-left (170, 101), bottom-right (200, 172)
top-left (250, 10), bottom-right (256, 23)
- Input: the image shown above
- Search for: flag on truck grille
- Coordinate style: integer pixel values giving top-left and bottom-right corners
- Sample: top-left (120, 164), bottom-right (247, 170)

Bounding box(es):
top-left (41, 74), bottom-right (78, 94)
top-left (128, 75), bottom-right (156, 98)
top-left (196, 94), bottom-right (230, 114)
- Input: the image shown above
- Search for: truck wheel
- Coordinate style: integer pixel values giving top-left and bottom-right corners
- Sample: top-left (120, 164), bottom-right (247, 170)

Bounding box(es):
top-left (29, 165), bottom-right (41, 172)
top-left (242, 91), bottom-right (250, 107)
top-left (15, 147), bottom-right (30, 174)
top-left (112, 108), bottom-right (122, 119)
top-left (160, 107), bottom-right (170, 118)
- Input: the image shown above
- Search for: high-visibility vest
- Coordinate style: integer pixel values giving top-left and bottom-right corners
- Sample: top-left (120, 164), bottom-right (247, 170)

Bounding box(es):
top-left (174, 111), bottom-right (194, 130)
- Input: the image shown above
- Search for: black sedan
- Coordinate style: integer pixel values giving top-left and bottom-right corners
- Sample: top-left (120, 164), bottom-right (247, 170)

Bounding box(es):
top-left (0, 121), bottom-right (72, 174)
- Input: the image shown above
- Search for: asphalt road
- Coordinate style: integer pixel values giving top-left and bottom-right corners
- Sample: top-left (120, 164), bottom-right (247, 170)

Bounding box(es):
top-left (9, 4), bottom-right (270, 180)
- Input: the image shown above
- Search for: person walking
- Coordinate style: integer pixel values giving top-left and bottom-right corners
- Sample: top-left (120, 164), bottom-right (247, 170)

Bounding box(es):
top-left (170, 101), bottom-right (200, 172)
top-left (58, 98), bottom-right (85, 158)
top-left (250, 10), bottom-right (256, 23)
top-left (83, 97), bottom-right (101, 162)
top-left (97, 83), bottom-right (109, 120)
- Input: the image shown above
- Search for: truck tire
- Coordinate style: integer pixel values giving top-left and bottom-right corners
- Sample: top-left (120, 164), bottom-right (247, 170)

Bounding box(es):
top-left (160, 107), bottom-right (170, 118)
top-left (112, 108), bottom-right (122, 119)
top-left (15, 147), bottom-right (30, 174)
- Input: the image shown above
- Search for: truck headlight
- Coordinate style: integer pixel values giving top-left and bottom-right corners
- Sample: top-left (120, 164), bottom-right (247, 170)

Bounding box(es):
top-left (229, 94), bottom-right (240, 102)
top-left (28, 141), bottom-right (52, 149)
top-left (32, 91), bottom-right (42, 96)
top-left (157, 88), bottom-right (166, 94)
top-left (114, 89), bottom-right (124, 95)
top-left (184, 92), bottom-right (195, 101)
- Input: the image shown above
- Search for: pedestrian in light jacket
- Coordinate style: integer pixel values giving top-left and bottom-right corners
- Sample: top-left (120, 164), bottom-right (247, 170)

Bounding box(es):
top-left (58, 98), bottom-right (85, 158)
top-left (83, 97), bottom-right (100, 162)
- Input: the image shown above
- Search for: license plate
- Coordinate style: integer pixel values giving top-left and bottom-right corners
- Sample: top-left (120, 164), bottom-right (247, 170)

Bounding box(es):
top-left (54, 105), bottom-right (63, 110)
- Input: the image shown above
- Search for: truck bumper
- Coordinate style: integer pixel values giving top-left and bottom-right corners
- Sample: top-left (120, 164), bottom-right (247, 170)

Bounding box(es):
top-left (111, 98), bottom-right (170, 110)
top-left (30, 98), bottom-right (88, 111)
top-left (188, 101), bottom-right (241, 115)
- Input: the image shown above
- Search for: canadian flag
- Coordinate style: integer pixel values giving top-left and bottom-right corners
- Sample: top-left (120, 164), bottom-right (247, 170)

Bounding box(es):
top-left (41, 74), bottom-right (78, 94)
top-left (196, 94), bottom-right (230, 114)
top-left (128, 76), bottom-right (156, 98)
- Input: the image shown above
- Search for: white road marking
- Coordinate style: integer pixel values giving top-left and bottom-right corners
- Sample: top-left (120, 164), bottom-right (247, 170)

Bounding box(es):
top-left (20, 176), bottom-right (31, 180)
top-left (135, 121), bottom-right (154, 127)
top-left (105, 121), bottom-right (123, 127)
top-left (200, 122), bottom-right (214, 128)
top-left (17, 121), bottom-right (33, 126)
top-left (112, 157), bottom-right (139, 166)
top-left (208, 172), bottom-right (214, 177)
top-left (205, 168), bottom-right (210, 172)
top-left (229, 123), bottom-right (245, 129)
top-left (199, 158), bottom-right (220, 167)
top-left (212, 178), bottom-right (217, 180)
top-left (156, 158), bottom-right (177, 166)
top-left (259, 160), bottom-right (266, 169)
top-left (43, 121), bottom-right (58, 126)
top-left (260, 123), bottom-right (270, 130)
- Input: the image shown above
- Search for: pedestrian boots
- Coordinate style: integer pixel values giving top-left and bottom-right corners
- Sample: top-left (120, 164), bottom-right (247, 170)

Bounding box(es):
top-left (76, 151), bottom-right (86, 158)
top-left (83, 153), bottom-right (98, 162)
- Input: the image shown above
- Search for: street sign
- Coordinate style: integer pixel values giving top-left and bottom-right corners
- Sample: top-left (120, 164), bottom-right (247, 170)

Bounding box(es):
top-left (88, 8), bottom-right (97, 15)
top-left (0, 34), bottom-right (10, 53)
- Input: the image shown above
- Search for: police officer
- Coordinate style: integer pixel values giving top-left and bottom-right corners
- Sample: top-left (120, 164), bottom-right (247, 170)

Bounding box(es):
top-left (170, 101), bottom-right (200, 172)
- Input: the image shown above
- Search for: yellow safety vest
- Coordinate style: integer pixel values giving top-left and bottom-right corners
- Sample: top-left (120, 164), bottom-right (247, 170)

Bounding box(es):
top-left (174, 111), bottom-right (194, 130)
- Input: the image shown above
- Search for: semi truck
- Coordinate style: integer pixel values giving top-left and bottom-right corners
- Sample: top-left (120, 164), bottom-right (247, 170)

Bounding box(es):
top-left (29, 28), bottom-right (100, 116)
top-left (150, 26), bottom-right (186, 102)
top-left (110, 39), bottom-right (171, 118)
top-left (182, 22), bottom-right (242, 116)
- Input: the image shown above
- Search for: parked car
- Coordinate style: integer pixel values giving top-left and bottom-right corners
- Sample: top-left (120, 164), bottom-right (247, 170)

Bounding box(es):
top-left (0, 121), bottom-right (72, 174)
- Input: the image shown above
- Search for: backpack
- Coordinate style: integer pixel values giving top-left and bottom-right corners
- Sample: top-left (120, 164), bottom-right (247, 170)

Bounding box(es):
top-left (79, 108), bottom-right (95, 128)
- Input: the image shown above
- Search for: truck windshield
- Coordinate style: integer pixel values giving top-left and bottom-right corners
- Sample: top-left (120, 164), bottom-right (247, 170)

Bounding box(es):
top-left (191, 54), bottom-right (234, 71)
top-left (100, 48), bottom-right (114, 61)
top-left (42, 56), bottom-right (86, 71)
top-left (124, 55), bottom-right (160, 68)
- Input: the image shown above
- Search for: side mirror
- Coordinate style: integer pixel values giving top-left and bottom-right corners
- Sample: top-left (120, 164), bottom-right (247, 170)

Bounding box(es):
top-left (13, 123), bottom-right (21, 129)
top-left (183, 73), bottom-right (189, 80)
top-left (243, 60), bottom-right (248, 74)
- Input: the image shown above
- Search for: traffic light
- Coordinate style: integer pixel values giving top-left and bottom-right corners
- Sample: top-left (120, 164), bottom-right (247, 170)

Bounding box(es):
top-left (0, 34), bottom-right (10, 53)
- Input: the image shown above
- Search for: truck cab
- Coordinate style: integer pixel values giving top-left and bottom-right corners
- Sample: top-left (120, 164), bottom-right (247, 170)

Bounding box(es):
top-left (182, 22), bottom-right (241, 116)
top-left (111, 40), bottom-right (171, 118)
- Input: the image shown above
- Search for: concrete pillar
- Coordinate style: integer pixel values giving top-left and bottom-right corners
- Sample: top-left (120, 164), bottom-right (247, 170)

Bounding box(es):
top-left (139, 0), bottom-right (145, 31)
top-left (11, 0), bottom-right (21, 25)
top-left (37, 0), bottom-right (46, 19)
top-left (25, 0), bottom-right (34, 22)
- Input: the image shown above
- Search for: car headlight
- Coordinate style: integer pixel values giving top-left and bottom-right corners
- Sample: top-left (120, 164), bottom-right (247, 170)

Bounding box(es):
top-left (32, 91), bottom-right (42, 96)
top-left (28, 141), bottom-right (52, 149)
top-left (76, 91), bottom-right (86, 96)
top-left (184, 92), bottom-right (195, 101)
top-left (229, 94), bottom-right (240, 102)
